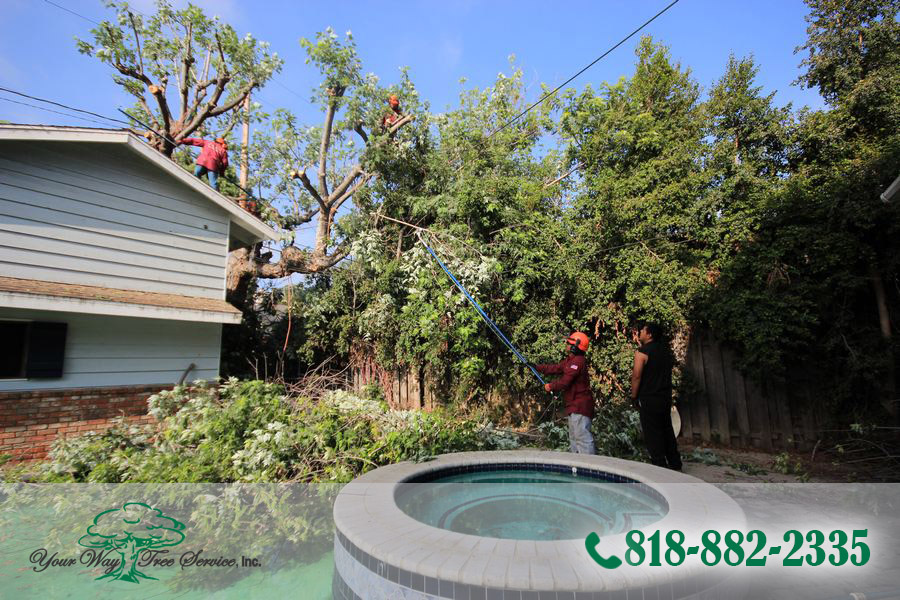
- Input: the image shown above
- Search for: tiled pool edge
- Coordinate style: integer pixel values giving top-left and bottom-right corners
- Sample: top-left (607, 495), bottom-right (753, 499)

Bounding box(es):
top-left (333, 451), bottom-right (747, 598)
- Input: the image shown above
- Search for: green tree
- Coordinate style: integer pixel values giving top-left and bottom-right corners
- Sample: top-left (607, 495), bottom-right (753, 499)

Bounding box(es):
top-left (78, 502), bottom-right (185, 583)
top-left (556, 37), bottom-right (707, 395)
top-left (796, 0), bottom-right (900, 132)
top-left (287, 60), bottom-right (567, 403)
top-left (76, 0), bottom-right (282, 156)
top-left (225, 29), bottom-right (420, 308)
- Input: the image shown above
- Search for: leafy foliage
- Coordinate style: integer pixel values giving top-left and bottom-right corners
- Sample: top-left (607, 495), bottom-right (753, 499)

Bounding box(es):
top-left (38, 380), bottom-right (523, 484)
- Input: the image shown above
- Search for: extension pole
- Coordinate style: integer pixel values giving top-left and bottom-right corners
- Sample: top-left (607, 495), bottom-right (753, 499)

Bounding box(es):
top-left (416, 232), bottom-right (547, 387)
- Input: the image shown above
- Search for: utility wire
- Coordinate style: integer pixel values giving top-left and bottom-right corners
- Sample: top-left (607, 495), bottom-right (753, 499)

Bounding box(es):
top-left (0, 86), bottom-right (131, 126)
top-left (488, 0), bottom-right (681, 138)
top-left (0, 96), bottom-right (117, 128)
top-left (42, 0), bottom-right (100, 25)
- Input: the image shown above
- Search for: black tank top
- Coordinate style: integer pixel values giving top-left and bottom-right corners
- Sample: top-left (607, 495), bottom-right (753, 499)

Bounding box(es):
top-left (637, 340), bottom-right (673, 400)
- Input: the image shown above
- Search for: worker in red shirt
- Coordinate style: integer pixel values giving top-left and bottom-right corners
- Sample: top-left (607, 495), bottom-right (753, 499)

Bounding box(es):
top-left (536, 332), bottom-right (596, 454)
top-left (179, 136), bottom-right (229, 191)
top-left (381, 95), bottom-right (402, 129)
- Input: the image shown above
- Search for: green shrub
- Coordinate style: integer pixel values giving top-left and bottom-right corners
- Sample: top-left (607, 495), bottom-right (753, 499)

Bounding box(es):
top-left (36, 380), bottom-right (519, 483)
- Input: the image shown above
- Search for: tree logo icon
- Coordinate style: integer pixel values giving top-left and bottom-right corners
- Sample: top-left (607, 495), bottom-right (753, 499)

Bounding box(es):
top-left (78, 502), bottom-right (185, 583)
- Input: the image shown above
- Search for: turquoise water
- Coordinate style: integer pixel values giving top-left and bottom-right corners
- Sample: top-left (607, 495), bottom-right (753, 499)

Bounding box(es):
top-left (395, 469), bottom-right (668, 540)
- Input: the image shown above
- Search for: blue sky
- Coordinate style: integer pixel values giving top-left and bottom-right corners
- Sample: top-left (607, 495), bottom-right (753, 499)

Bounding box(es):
top-left (1, 0), bottom-right (824, 131)
top-left (0, 0), bottom-right (824, 276)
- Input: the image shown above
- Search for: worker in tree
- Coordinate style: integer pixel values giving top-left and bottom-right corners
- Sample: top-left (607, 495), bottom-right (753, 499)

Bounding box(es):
top-left (179, 136), bottom-right (229, 191)
top-left (381, 94), bottom-right (402, 129)
top-left (535, 332), bottom-right (596, 454)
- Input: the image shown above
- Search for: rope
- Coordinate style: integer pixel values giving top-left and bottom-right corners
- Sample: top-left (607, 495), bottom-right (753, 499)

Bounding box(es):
top-left (416, 231), bottom-right (547, 386)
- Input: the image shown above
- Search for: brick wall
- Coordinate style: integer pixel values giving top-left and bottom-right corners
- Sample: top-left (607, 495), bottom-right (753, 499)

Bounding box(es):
top-left (0, 384), bottom-right (170, 461)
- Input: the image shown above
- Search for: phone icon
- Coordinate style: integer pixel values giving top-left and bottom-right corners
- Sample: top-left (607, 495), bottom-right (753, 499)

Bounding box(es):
top-left (585, 532), bottom-right (622, 569)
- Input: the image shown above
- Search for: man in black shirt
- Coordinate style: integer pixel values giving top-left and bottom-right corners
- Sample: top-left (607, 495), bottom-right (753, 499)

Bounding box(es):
top-left (630, 322), bottom-right (682, 471)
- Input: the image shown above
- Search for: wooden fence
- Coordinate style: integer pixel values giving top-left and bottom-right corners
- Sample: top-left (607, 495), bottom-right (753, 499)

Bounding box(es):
top-left (349, 347), bottom-right (438, 411)
top-left (349, 330), bottom-right (827, 451)
top-left (680, 329), bottom-right (825, 450)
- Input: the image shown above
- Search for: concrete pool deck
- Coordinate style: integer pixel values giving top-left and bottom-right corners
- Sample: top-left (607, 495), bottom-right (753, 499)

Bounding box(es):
top-left (333, 450), bottom-right (747, 599)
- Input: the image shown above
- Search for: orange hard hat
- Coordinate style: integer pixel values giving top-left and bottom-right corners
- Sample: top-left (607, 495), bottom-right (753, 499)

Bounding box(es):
top-left (566, 331), bottom-right (590, 352)
top-left (388, 94), bottom-right (400, 106)
top-left (215, 137), bottom-right (227, 146)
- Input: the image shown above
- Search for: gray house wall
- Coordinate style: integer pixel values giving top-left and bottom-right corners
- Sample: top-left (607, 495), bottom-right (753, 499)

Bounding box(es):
top-left (0, 140), bottom-right (230, 299)
top-left (0, 307), bottom-right (220, 391)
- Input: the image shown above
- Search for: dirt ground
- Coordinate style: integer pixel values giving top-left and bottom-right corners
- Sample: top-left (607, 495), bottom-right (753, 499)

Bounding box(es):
top-left (677, 441), bottom-right (867, 483)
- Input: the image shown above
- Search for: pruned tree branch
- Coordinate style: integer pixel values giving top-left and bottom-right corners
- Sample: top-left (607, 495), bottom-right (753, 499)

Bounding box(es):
top-left (318, 99), bottom-right (338, 198)
top-left (295, 171), bottom-right (327, 212)
top-left (331, 165), bottom-right (364, 201)
top-left (179, 21), bottom-right (193, 118)
top-left (334, 173), bottom-right (372, 211)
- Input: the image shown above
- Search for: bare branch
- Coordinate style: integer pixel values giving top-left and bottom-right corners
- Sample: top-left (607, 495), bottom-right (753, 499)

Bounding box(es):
top-left (208, 82), bottom-right (256, 117)
top-left (116, 61), bottom-right (172, 136)
top-left (179, 21), bottom-right (193, 120)
top-left (255, 244), bottom-right (349, 278)
top-left (318, 100), bottom-right (337, 199)
top-left (330, 164), bottom-right (363, 201)
top-left (136, 95), bottom-right (158, 127)
top-left (295, 171), bottom-right (327, 211)
top-left (387, 114), bottom-right (413, 135)
top-left (543, 162), bottom-right (583, 188)
top-left (334, 173), bottom-right (373, 211)
top-left (127, 12), bottom-right (145, 76)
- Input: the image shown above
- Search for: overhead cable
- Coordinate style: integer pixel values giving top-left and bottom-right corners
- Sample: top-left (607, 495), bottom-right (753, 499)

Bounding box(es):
top-left (0, 86), bottom-right (131, 126)
top-left (488, 0), bottom-right (681, 138)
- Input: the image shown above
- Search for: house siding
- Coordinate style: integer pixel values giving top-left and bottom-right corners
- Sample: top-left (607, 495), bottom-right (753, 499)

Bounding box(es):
top-left (0, 140), bottom-right (229, 299)
top-left (0, 308), bottom-right (221, 391)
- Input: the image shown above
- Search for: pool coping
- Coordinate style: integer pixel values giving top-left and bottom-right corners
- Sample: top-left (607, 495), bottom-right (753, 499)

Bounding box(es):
top-left (333, 450), bottom-right (746, 593)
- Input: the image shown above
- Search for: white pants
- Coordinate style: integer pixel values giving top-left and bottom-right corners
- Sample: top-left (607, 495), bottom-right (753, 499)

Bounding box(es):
top-left (568, 413), bottom-right (596, 454)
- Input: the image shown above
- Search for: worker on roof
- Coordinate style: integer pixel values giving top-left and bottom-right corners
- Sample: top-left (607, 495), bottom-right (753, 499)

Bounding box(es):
top-left (535, 332), bottom-right (596, 454)
top-left (179, 136), bottom-right (229, 191)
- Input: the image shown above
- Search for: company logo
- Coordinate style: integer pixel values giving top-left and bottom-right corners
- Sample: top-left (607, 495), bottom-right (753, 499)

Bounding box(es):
top-left (27, 500), bottom-right (263, 584)
top-left (78, 502), bottom-right (186, 583)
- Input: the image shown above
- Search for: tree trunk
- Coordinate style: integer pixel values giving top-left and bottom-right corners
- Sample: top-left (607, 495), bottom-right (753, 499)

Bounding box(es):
top-left (226, 248), bottom-right (256, 312)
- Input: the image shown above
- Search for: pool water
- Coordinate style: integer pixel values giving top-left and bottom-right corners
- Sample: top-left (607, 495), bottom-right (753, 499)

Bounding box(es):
top-left (395, 469), bottom-right (668, 541)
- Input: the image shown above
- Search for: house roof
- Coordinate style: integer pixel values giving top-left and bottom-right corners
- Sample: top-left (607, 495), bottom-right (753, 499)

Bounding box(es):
top-left (0, 124), bottom-right (278, 245)
top-left (0, 276), bottom-right (242, 324)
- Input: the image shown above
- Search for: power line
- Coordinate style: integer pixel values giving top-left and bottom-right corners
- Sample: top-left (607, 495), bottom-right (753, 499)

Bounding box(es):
top-left (0, 86), bottom-right (131, 126)
top-left (0, 96), bottom-right (117, 128)
top-left (42, 0), bottom-right (100, 25)
top-left (488, 0), bottom-right (682, 138)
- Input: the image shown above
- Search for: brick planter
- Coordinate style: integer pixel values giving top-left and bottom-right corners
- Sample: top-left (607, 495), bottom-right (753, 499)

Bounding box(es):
top-left (0, 384), bottom-right (170, 461)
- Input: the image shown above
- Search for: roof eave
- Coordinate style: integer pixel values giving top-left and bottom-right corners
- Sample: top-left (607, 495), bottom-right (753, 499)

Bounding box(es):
top-left (0, 290), bottom-right (242, 324)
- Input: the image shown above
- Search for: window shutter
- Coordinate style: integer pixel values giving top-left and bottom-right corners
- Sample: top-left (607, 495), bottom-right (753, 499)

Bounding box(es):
top-left (25, 322), bottom-right (67, 378)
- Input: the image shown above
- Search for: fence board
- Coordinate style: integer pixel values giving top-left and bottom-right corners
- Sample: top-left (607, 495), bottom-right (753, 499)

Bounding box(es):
top-left (700, 331), bottom-right (730, 444)
top-left (721, 345), bottom-right (751, 446)
top-left (686, 331), bottom-right (711, 442)
top-left (744, 376), bottom-right (773, 450)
